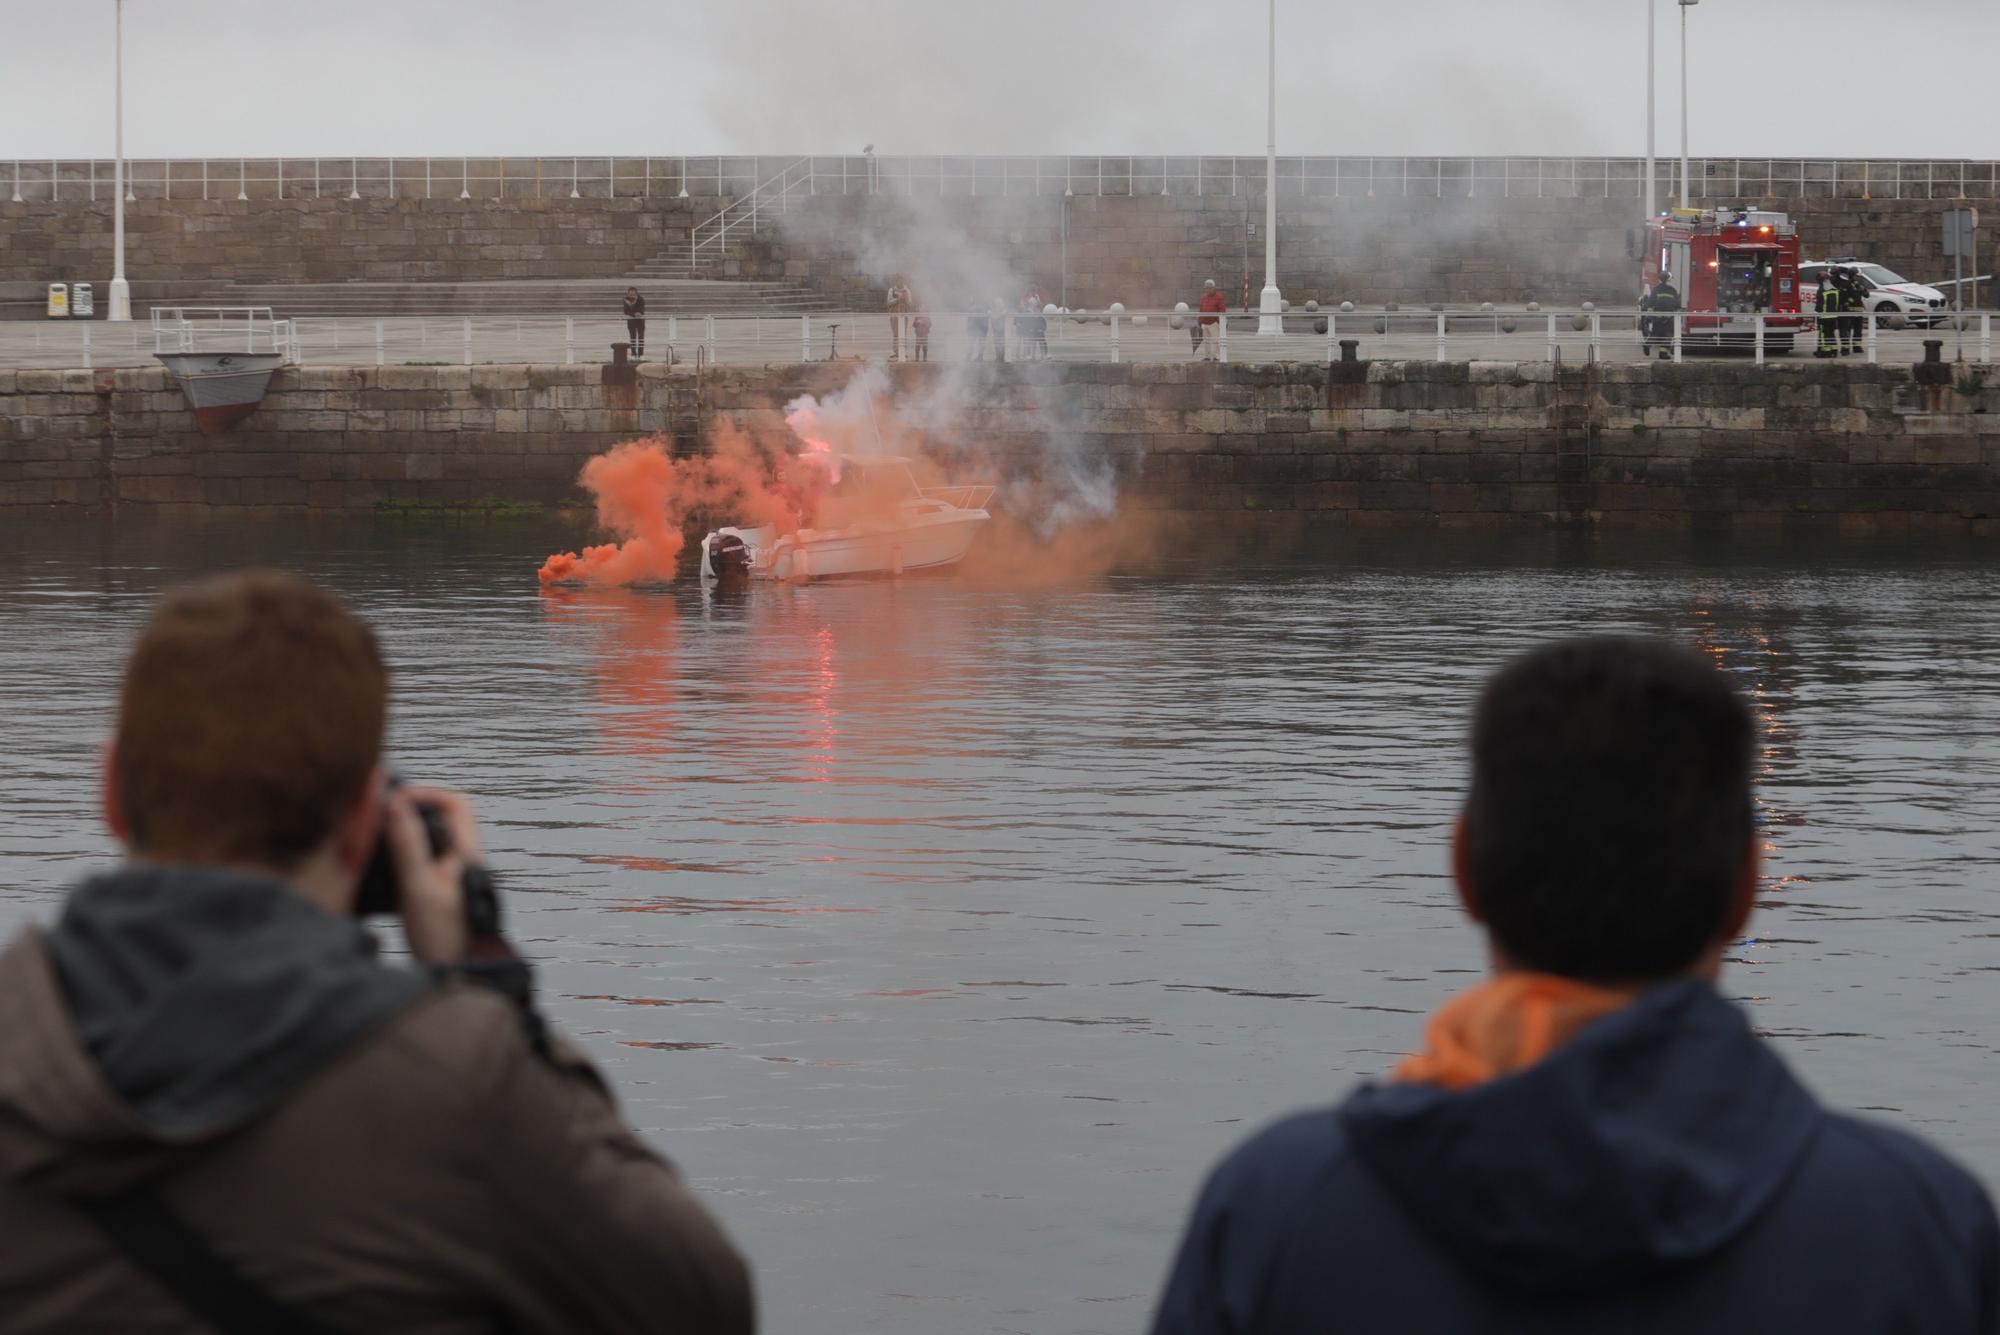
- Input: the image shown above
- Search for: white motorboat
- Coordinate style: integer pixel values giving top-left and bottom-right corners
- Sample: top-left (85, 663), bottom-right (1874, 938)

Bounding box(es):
top-left (700, 456), bottom-right (993, 582)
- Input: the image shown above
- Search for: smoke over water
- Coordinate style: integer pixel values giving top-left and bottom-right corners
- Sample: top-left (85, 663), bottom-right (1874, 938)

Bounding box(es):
top-left (539, 356), bottom-right (1144, 587)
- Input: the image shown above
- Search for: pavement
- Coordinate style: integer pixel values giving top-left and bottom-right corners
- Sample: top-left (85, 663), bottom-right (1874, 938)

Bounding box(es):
top-left (1, 309), bottom-right (1989, 372)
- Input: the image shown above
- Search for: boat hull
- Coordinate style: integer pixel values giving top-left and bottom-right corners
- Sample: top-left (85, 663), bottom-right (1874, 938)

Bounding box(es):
top-left (156, 353), bottom-right (285, 435)
top-left (701, 512), bottom-right (988, 583)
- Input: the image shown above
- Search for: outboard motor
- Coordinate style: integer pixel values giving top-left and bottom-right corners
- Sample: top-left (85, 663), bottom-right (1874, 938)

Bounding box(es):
top-left (705, 531), bottom-right (752, 583)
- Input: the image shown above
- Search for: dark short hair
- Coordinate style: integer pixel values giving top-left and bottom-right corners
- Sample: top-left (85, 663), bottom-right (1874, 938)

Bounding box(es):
top-left (116, 571), bottom-right (387, 869)
top-left (1464, 637), bottom-right (1755, 983)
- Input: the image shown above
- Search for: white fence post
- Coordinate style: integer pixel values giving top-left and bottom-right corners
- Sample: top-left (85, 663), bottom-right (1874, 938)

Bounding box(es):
top-left (564, 317), bottom-right (574, 365)
top-left (801, 314), bottom-right (811, 361)
top-left (1588, 312), bottom-right (1601, 362)
top-left (375, 319), bottom-right (384, 366)
top-left (1219, 314), bottom-right (1229, 364)
top-left (1754, 314), bottom-right (1765, 365)
top-left (1865, 312), bottom-right (1878, 364)
top-left (1672, 311), bottom-right (1683, 363)
top-left (1982, 313), bottom-right (1992, 365)
top-left (705, 315), bottom-right (716, 363)
top-left (1110, 313), bottom-right (1121, 363)
top-left (1326, 313), bottom-right (1336, 362)
top-left (1435, 312), bottom-right (1447, 361)
top-left (1546, 312), bottom-right (1557, 361)
top-left (81, 324), bottom-right (91, 370)
top-left (463, 318), bottom-right (472, 366)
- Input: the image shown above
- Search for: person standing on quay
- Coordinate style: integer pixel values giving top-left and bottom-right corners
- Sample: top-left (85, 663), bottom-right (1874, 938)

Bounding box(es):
top-left (886, 276), bottom-right (911, 361)
top-left (0, 572), bottom-right (754, 1334)
top-left (1196, 278), bottom-right (1228, 360)
top-left (911, 310), bottom-right (932, 362)
top-left (622, 286), bottom-right (646, 359)
top-left (1151, 637), bottom-right (1998, 1335)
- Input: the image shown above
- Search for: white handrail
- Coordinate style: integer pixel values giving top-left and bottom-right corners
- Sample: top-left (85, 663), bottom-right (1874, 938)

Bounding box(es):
top-left (7, 155), bottom-right (2000, 203)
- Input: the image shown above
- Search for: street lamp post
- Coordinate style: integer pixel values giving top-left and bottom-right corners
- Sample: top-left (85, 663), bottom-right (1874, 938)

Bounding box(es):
top-left (1678, 0), bottom-right (1698, 207)
top-left (108, 0), bottom-right (131, 321)
top-left (1644, 0), bottom-right (1656, 225)
top-left (1256, 0), bottom-right (1283, 334)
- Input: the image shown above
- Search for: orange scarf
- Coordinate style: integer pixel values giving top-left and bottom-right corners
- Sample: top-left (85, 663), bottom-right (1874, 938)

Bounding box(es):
top-left (1393, 973), bottom-right (1638, 1090)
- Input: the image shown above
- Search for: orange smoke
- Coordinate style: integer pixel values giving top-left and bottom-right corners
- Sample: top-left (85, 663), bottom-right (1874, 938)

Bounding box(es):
top-left (540, 429), bottom-right (839, 587)
top-left (539, 442), bottom-right (687, 586)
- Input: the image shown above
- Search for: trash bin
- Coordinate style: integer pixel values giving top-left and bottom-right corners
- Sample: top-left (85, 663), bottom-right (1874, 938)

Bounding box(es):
top-left (45, 283), bottom-right (69, 319)
top-left (71, 283), bottom-right (94, 319)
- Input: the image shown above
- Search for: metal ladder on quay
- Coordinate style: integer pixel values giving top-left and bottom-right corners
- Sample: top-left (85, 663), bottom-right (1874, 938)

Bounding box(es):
top-left (1550, 347), bottom-right (1598, 510)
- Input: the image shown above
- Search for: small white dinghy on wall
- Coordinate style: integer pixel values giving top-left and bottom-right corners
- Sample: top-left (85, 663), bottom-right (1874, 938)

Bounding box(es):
top-left (701, 456), bottom-right (992, 583)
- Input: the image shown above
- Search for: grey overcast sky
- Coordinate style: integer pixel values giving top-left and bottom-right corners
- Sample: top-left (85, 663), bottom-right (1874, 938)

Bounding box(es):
top-left (2, 0), bottom-right (1994, 160)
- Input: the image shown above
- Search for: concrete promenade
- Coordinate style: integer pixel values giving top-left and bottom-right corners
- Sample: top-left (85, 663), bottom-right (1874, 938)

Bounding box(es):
top-left (1, 309), bottom-right (1987, 372)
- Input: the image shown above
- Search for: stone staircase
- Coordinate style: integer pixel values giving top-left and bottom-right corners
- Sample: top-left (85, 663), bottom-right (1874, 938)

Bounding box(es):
top-left (184, 279), bottom-right (834, 318)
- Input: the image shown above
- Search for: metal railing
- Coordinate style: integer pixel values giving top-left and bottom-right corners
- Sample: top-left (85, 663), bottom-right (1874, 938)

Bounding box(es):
top-left (9, 156), bottom-right (2000, 204)
top-left (682, 157), bottom-right (813, 270)
top-left (6, 307), bottom-right (1992, 372)
top-left (147, 306), bottom-right (297, 362)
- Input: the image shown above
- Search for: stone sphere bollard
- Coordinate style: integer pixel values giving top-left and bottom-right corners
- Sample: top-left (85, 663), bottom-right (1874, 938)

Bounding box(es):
top-left (1526, 301), bottom-right (1541, 312)
top-left (1374, 318), bottom-right (1389, 334)
top-left (1481, 302), bottom-right (1495, 313)
top-left (1305, 300), bottom-right (1320, 312)
top-left (1887, 312), bottom-right (1909, 330)
top-left (1109, 301), bottom-right (1126, 315)
top-left (1500, 316), bottom-right (1518, 333)
top-left (1340, 300), bottom-right (1355, 313)
top-left (1043, 304), bottom-right (1058, 315)
top-left (1174, 300), bottom-right (1191, 313)
top-left (1384, 302), bottom-right (1400, 312)
top-left (1581, 301), bottom-right (1597, 313)
top-left (1314, 317), bottom-right (1329, 335)
top-left (1570, 313), bottom-right (1590, 331)
top-left (1281, 299), bottom-right (1292, 313)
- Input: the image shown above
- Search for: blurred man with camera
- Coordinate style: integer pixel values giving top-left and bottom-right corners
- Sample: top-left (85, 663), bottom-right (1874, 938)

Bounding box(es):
top-left (0, 572), bottom-right (753, 1334)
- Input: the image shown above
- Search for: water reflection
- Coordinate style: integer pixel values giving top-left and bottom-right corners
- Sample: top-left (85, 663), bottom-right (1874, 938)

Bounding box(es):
top-left (1, 519), bottom-right (1997, 1335)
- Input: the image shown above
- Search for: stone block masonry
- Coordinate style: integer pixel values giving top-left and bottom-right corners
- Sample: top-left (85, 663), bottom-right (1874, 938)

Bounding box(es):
top-left (4, 188), bottom-right (1977, 311)
top-left (3, 359), bottom-right (1997, 538)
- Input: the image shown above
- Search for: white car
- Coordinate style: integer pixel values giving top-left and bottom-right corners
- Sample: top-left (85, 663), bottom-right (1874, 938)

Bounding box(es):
top-left (1800, 260), bottom-right (1949, 327)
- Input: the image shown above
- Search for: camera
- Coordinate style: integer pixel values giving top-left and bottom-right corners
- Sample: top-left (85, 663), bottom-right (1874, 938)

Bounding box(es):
top-left (354, 785), bottom-right (451, 918)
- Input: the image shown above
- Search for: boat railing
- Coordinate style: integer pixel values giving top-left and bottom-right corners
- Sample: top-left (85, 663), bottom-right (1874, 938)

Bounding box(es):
top-left (150, 306), bottom-right (297, 362)
top-left (919, 485), bottom-right (996, 511)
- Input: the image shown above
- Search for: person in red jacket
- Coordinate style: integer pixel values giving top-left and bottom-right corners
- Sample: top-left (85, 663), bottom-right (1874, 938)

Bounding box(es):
top-left (1196, 279), bottom-right (1228, 360)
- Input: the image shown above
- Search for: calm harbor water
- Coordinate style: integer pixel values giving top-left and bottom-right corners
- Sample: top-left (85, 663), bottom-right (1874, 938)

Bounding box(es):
top-left (2, 516), bottom-right (1998, 1334)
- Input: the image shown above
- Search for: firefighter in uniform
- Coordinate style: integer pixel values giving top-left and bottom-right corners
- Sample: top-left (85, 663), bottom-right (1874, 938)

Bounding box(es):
top-left (1837, 267), bottom-right (1866, 356)
top-left (1640, 276), bottom-right (1681, 358)
top-left (1815, 270), bottom-right (1843, 358)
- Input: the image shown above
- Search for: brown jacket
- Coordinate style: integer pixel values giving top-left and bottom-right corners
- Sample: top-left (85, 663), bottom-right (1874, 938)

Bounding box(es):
top-left (0, 870), bottom-right (753, 1334)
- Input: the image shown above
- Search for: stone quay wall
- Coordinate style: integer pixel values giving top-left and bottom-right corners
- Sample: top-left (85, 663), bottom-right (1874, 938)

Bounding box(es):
top-left (0, 195), bottom-right (724, 287)
top-left (4, 359), bottom-right (1996, 538)
top-left (4, 189), bottom-right (1982, 310)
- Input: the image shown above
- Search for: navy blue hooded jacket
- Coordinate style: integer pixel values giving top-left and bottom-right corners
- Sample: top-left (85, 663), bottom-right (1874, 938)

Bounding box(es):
top-left (1151, 981), bottom-right (1999, 1334)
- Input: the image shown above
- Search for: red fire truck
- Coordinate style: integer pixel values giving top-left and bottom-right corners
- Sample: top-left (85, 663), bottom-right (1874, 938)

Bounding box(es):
top-left (1637, 207), bottom-right (1809, 354)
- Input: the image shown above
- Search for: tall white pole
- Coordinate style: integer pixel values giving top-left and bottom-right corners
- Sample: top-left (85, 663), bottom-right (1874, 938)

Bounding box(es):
top-left (108, 0), bottom-right (131, 321)
top-left (1644, 0), bottom-right (1656, 225)
top-left (1678, 0), bottom-right (1693, 207)
top-left (1257, 0), bottom-right (1282, 334)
